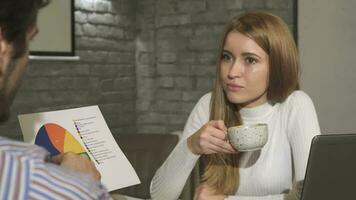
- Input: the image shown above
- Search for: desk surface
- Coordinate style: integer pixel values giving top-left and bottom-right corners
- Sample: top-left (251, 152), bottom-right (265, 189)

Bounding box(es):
top-left (110, 193), bottom-right (146, 200)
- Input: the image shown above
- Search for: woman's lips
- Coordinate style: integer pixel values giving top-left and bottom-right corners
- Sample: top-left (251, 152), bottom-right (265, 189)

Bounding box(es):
top-left (227, 83), bottom-right (244, 92)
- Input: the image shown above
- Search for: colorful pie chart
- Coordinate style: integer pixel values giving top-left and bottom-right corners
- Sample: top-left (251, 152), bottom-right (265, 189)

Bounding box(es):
top-left (35, 123), bottom-right (89, 158)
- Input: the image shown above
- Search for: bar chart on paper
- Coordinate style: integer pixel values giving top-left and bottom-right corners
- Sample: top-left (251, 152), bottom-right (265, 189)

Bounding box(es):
top-left (18, 106), bottom-right (140, 191)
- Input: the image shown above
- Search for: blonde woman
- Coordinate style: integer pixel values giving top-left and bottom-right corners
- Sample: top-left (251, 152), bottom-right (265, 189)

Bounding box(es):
top-left (150, 11), bottom-right (320, 200)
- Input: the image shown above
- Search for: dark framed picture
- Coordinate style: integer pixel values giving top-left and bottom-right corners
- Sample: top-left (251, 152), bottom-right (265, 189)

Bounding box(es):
top-left (30, 0), bottom-right (75, 56)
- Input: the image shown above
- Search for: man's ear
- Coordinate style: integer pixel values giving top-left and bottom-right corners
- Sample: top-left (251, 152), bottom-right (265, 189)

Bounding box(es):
top-left (0, 28), bottom-right (10, 55)
top-left (0, 28), bottom-right (11, 77)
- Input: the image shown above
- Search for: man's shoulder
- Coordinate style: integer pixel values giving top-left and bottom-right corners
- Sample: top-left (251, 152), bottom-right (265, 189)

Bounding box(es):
top-left (0, 136), bottom-right (47, 159)
top-left (0, 137), bottom-right (109, 199)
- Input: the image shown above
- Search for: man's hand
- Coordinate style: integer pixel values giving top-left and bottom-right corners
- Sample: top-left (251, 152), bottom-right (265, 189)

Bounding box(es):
top-left (51, 152), bottom-right (101, 181)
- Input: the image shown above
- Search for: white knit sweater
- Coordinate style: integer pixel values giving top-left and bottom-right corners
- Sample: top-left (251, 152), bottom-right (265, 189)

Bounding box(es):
top-left (150, 91), bottom-right (320, 200)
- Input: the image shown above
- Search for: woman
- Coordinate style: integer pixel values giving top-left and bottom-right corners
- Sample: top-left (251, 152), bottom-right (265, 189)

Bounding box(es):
top-left (150, 11), bottom-right (320, 200)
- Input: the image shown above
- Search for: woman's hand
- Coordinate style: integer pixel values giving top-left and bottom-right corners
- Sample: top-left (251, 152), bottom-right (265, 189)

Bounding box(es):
top-left (187, 120), bottom-right (237, 155)
top-left (194, 184), bottom-right (227, 200)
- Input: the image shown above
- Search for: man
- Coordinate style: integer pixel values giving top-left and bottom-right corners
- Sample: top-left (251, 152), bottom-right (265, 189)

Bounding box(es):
top-left (0, 0), bottom-right (110, 199)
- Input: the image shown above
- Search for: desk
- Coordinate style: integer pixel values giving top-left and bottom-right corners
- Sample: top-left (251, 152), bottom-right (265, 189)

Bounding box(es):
top-left (110, 193), bottom-right (146, 200)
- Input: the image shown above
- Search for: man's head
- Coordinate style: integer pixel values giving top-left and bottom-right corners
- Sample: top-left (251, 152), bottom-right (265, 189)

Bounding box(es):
top-left (0, 0), bottom-right (49, 122)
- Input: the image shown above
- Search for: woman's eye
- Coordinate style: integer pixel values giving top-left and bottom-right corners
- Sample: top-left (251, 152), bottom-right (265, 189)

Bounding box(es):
top-left (221, 53), bottom-right (233, 62)
top-left (245, 57), bottom-right (257, 65)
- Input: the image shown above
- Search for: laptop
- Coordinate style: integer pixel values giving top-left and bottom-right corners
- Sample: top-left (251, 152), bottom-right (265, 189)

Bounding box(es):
top-left (301, 134), bottom-right (356, 200)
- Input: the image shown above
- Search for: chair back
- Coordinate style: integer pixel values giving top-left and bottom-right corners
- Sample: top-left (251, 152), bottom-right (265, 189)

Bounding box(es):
top-left (113, 133), bottom-right (179, 199)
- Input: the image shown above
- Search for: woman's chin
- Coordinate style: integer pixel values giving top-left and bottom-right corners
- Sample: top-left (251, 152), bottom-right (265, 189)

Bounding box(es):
top-left (225, 92), bottom-right (245, 104)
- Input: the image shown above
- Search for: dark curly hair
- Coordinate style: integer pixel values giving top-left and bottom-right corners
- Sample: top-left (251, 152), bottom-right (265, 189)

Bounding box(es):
top-left (0, 0), bottom-right (49, 58)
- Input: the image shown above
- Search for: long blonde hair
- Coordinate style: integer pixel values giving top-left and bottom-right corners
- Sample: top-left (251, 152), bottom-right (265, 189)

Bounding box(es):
top-left (201, 11), bottom-right (300, 195)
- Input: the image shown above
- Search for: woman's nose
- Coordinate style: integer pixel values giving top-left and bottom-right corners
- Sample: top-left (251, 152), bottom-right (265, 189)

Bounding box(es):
top-left (227, 61), bottom-right (243, 79)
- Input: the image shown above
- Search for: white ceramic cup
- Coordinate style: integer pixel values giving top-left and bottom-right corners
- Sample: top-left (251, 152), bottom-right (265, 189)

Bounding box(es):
top-left (227, 123), bottom-right (268, 151)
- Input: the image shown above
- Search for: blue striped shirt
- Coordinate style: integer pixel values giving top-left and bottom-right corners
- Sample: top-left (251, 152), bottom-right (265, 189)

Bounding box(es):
top-left (0, 137), bottom-right (111, 199)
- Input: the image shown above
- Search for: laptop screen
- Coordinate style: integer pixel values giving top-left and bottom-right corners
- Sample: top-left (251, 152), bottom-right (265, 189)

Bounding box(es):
top-left (301, 134), bottom-right (356, 200)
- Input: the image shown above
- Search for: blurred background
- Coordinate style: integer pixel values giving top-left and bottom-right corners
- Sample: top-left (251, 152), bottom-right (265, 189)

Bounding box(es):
top-left (3, 0), bottom-right (355, 140)
top-left (2, 0), bottom-right (297, 140)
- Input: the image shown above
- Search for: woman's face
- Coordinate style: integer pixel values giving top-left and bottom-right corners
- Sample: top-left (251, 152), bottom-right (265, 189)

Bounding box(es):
top-left (220, 31), bottom-right (269, 108)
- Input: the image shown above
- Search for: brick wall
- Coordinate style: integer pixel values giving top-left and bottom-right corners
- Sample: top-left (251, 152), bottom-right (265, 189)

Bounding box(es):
top-left (1, 0), bottom-right (296, 140)
top-left (2, 0), bottom-right (137, 139)
top-left (136, 0), bottom-right (296, 134)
